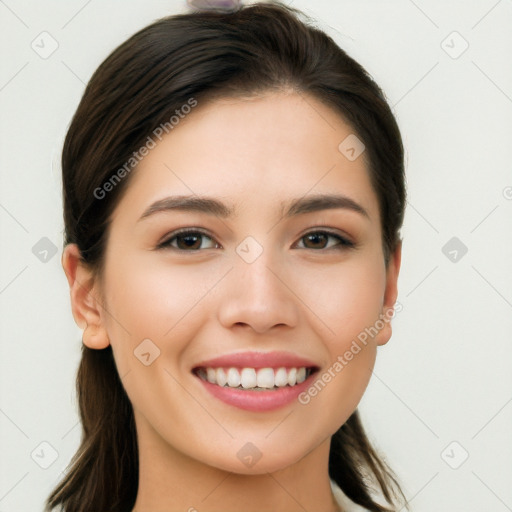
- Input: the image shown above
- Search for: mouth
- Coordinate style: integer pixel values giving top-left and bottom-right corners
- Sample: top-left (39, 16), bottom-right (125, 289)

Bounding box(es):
top-left (193, 366), bottom-right (316, 391)
top-left (191, 351), bottom-right (320, 411)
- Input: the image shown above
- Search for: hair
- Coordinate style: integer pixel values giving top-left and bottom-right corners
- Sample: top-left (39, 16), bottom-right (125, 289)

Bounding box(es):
top-left (47, 2), bottom-right (408, 511)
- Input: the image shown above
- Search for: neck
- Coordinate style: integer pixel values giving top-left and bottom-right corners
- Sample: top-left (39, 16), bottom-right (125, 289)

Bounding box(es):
top-left (131, 414), bottom-right (342, 512)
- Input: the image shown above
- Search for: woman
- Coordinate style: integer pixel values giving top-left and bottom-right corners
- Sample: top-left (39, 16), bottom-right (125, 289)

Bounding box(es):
top-left (47, 2), bottom-right (408, 511)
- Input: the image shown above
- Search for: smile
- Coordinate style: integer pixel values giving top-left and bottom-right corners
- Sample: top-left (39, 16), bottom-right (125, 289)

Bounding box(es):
top-left (195, 366), bottom-right (313, 390)
top-left (191, 351), bottom-right (319, 411)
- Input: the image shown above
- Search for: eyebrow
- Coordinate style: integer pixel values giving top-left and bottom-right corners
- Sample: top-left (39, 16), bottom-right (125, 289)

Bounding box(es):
top-left (138, 193), bottom-right (369, 221)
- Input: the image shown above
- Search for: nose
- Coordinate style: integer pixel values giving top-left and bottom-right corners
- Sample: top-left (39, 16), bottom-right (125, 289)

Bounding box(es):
top-left (216, 253), bottom-right (300, 334)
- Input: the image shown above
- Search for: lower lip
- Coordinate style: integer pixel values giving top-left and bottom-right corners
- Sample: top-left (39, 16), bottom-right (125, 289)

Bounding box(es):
top-left (195, 373), bottom-right (315, 412)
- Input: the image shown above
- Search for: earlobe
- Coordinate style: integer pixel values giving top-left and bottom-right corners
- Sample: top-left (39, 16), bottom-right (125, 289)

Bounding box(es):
top-left (62, 243), bottom-right (110, 349)
top-left (375, 241), bottom-right (402, 347)
top-left (82, 323), bottom-right (110, 350)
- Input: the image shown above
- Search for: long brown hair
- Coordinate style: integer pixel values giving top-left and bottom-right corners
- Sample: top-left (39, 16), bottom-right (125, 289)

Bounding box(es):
top-left (47, 2), bottom-right (408, 511)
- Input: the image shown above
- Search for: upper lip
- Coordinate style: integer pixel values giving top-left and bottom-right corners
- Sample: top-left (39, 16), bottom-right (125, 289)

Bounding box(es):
top-left (192, 351), bottom-right (320, 370)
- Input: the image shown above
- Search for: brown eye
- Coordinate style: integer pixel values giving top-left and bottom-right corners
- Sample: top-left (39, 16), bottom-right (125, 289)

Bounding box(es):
top-left (175, 233), bottom-right (202, 250)
top-left (303, 232), bottom-right (329, 249)
top-left (159, 230), bottom-right (218, 251)
top-left (297, 231), bottom-right (354, 250)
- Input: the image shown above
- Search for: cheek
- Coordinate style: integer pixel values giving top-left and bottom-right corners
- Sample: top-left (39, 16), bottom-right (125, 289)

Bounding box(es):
top-left (114, 252), bottom-right (222, 319)
top-left (102, 252), bottom-right (222, 371)
top-left (293, 254), bottom-right (386, 415)
top-left (99, 253), bottom-right (220, 432)
top-left (299, 255), bottom-right (386, 346)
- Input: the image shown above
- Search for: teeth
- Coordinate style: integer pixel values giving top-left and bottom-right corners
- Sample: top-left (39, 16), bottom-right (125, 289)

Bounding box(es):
top-left (240, 368), bottom-right (257, 389)
top-left (198, 366), bottom-right (311, 389)
top-left (206, 368), bottom-right (216, 383)
top-left (256, 368), bottom-right (274, 388)
top-left (227, 367), bottom-right (241, 387)
top-left (274, 367), bottom-right (288, 387)
top-left (296, 367), bottom-right (306, 384)
top-left (216, 368), bottom-right (227, 387)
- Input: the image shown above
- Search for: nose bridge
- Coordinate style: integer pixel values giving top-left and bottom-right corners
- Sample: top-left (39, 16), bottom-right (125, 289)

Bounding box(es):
top-left (234, 233), bottom-right (281, 292)
top-left (217, 239), bottom-right (300, 333)
top-left (238, 249), bottom-right (281, 300)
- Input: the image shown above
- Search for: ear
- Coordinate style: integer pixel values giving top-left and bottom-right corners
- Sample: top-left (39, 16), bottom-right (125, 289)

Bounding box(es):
top-left (375, 241), bottom-right (402, 347)
top-left (61, 243), bottom-right (110, 349)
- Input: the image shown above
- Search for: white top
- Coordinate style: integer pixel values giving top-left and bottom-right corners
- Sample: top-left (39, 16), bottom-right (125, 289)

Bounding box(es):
top-left (330, 480), bottom-right (369, 511)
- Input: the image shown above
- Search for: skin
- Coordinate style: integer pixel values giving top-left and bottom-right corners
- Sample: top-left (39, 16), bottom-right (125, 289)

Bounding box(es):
top-left (62, 91), bottom-right (401, 512)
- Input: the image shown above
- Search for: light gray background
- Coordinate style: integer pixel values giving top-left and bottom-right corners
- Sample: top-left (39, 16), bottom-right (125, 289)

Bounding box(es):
top-left (1, 1), bottom-right (511, 510)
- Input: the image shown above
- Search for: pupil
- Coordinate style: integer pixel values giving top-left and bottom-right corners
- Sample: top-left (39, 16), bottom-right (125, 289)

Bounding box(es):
top-left (179, 234), bottom-right (200, 249)
top-left (306, 233), bottom-right (327, 248)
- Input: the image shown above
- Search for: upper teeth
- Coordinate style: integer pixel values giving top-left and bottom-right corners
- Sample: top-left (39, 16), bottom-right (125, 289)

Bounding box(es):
top-left (199, 367), bottom-right (308, 389)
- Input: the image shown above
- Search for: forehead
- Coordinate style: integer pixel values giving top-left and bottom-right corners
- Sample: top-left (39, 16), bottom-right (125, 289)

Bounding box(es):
top-left (111, 92), bottom-right (379, 224)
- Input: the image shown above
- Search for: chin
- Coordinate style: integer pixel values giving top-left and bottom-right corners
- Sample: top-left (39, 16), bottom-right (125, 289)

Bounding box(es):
top-left (212, 455), bottom-right (298, 476)
top-left (199, 439), bottom-right (313, 476)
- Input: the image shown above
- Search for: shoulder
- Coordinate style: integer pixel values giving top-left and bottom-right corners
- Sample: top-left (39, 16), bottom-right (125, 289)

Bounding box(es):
top-left (330, 480), bottom-right (370, 512)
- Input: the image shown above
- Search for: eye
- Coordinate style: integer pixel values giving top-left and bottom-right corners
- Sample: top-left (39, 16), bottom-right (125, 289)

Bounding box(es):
top-left (157, 228), bottom-right (354, 252)
top-left (158, 229), bottom-right (220, 251)
top-left (295, 230), bottom-right (354, 250)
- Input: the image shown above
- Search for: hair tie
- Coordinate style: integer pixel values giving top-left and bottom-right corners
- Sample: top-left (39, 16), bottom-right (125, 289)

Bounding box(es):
top-left (187, 0), bottom-right (242, 12)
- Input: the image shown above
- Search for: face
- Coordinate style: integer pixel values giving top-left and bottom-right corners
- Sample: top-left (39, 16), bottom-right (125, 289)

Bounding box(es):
top-left (66, 91), bottom-right (400, 475)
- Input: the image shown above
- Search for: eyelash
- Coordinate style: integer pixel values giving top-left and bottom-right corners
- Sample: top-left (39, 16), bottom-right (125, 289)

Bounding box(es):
top-left (157, 228), bottom-right (355, 252)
